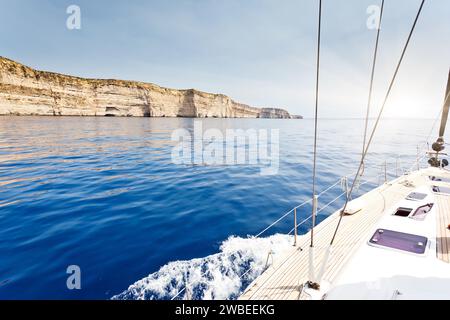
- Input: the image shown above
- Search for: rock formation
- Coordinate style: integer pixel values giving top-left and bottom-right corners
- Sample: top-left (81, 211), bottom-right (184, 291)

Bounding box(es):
top-left (0, 57), bottom-right (300, 119)
top-left (259, 108), bottom-right (291, 119)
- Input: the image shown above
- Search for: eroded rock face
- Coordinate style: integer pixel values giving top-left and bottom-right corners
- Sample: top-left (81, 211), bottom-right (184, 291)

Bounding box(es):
top-left (259, 108), bottom-right (292, 119)
top-left (0, 57), bottom-right (294, 118)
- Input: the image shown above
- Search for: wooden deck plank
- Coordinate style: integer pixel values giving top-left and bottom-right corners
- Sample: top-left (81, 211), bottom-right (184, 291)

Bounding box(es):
top-left (436, 193), bottom-right (450, 263)
top-left (429, 168), bottom-right (450, 263)
top-left (239, 168), bottom-right (449, 300)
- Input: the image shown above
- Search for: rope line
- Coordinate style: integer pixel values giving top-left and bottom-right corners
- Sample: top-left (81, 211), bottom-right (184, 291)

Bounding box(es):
top-left (288, 215), bottom-right (314, 235)
top-left (255, 199), bottom-right (312, 238)
top-left (438, 73), bottom-right (450, 137)
top-left (171, 287), bottom-right (186, 300)
top-left (256, 177), bottom-right (343, 238)
top-left (361, 0), bottom-right (385, 178)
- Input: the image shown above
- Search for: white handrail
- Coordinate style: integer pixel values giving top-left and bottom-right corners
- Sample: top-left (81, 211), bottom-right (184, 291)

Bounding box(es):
top-left (317, 191), bottom-right (346, 215)
top-left (255, 177), bottom-right (344, 238)
top-left (255, 199), bottom-right (312, 238)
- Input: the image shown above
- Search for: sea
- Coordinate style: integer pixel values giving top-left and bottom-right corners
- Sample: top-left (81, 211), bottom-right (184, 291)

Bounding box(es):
top-left (0, 116), bottom-right (438, 299)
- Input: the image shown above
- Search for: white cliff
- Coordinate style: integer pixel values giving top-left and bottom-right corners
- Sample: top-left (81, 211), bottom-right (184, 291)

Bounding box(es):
top-left (0, 57), bottom-right (297, 119)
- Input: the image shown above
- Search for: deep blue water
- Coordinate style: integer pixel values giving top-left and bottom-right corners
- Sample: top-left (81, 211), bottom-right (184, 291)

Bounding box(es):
top-left (0, 117), bottom-right (437, 299)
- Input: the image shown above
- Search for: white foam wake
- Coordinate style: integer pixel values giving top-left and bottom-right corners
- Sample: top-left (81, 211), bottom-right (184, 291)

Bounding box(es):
top-left (112, 234), bottom-right (293, 300)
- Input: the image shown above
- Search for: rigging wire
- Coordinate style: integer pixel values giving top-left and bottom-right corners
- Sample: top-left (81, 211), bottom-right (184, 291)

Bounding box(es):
top-left (310, 0), bottom-right (322, 248)
top-left (360, 0), bottom-right (385, 178)
top-left (330, 0), bottom-right (426, 246)
top-left (438, 71), bottom-right (450, 138)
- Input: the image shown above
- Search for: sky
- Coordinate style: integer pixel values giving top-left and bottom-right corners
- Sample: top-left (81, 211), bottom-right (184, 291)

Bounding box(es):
top-left (0, 0), bottom-right (449, 118)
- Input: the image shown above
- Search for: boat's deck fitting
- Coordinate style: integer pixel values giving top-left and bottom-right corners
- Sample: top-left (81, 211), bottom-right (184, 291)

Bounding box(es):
top-left (239, 167), bottom-right (450, 300)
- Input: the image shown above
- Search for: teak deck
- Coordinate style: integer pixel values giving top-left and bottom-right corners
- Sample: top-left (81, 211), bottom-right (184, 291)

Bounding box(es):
top-left (239, 167), bottom-right (450, 300)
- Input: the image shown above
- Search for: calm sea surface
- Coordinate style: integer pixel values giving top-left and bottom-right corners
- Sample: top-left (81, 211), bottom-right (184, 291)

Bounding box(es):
top-left (0, 116), bottom-right (438, 299)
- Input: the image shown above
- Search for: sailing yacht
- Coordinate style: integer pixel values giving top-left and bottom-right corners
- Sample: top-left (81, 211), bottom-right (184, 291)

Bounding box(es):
top-left (238, 0), bottom-right (450, 300)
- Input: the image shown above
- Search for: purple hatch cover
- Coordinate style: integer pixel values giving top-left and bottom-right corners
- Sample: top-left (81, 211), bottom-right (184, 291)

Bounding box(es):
top-left (369, 229), bottom-right (428, 254)
top-left (411, 203), bottom-right (433, 221)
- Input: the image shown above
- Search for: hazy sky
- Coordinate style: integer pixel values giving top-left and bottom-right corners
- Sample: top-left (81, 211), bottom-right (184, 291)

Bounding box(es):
top-left (1, 0), bottom-right (449, 118)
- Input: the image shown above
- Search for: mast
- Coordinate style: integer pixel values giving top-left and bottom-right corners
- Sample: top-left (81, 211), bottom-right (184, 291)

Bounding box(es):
top-left (430, 69), bottom-right (450, 166)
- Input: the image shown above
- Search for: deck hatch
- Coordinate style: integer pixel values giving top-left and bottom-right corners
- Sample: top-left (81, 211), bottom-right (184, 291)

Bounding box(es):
top-left (369, 229), bottom-right (428, 254)
top-left (394, 207), bottom-right (412, 217)
top-left (432, 185), bottom-right (450, 195)
top-left (429, 176), bottom-right (450, 183)
top-left (410, 203), bottom-right (433, 221)
top-left (406, 192), bottom-right (427, 201)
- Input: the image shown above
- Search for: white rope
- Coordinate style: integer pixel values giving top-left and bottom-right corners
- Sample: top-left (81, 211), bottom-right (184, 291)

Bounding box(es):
top-left (288, 215), bottom-right (313, 235)
top-left (255, 177), bottom-right (342, 238)
top-left (316, 191), bottom-right (346, 215)
top-left (171, 287), bottom-right (186, 300)
top-left (255, 199), bottom-right (312, 238)
top-left (317, 178), bottom-right (342, 198)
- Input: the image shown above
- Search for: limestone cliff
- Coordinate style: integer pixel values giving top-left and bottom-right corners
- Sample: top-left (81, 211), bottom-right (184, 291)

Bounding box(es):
top-left (0, 57), bottom-right (297, 119)
top-left (260, 108), bottom-right (291, 119)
